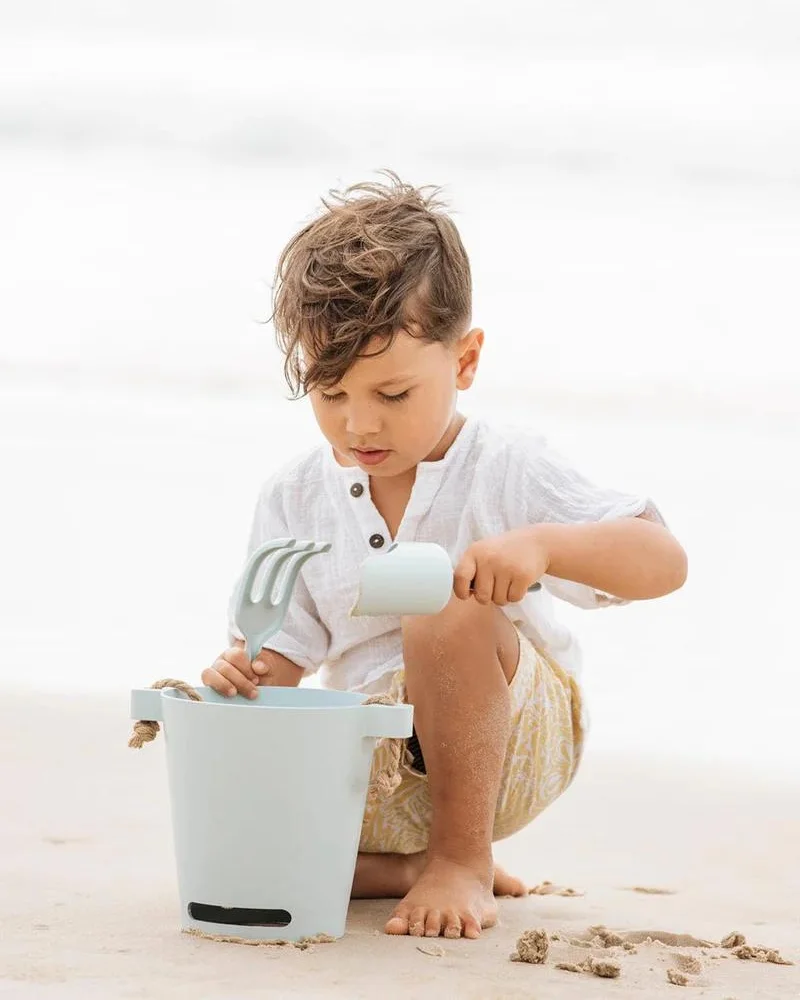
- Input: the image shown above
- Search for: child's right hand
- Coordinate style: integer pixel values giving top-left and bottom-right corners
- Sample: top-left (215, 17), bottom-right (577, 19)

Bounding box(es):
top-left (202, 645), bottom-right (261, 699)
top-left (201, 642), bottom-right (304, 698)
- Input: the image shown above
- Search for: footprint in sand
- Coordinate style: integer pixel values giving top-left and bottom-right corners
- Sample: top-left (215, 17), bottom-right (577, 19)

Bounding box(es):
top-left (623, 930), bottom-right (715, 948)
top-left (528, 880), bottom-right (585, 897)
top-left (624, 886), bottom-right (677, 895)
top-left (572, 926), bottom-right (713, 950)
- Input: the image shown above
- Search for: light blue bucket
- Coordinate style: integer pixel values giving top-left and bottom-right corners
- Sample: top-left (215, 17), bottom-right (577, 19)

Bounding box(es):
top-left (130, 685), bottom-right (413, 941)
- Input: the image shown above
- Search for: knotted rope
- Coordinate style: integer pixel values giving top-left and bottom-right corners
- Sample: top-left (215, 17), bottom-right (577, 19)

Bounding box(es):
top-left (127, 679), bottom-right (203, 748)
top-left (359, 693), bottom-right (406, 802)
top-left (128, 680), bottom-right (406, 800)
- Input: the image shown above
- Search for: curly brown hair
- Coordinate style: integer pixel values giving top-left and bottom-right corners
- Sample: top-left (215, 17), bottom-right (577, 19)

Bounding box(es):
top-left (271, 171), bottom-right (472, 396)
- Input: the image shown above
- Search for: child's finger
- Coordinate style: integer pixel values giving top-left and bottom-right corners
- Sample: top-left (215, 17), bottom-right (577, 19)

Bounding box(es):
top-left (251, 653), bottom-right (273, 676)
top-left (213, 661), bottom-right (259, 699)
top-left (223, 647), bottom-right (259, 679)
top-left (256, 658), bottom-right (304, 688)
top-left (507, 579), bottom-right (530, 604)
top-left (491, 572), bottom-right (512, 606)
top-left (453, 553), bottom-right (477, 600)
top-left (471, 564), bottom-right (494, 605)
top-left (201, 666), bottom-right (238, 697)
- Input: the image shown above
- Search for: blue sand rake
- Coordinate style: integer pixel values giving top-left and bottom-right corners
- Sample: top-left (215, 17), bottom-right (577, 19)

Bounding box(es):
top-left (129, 538), bottom-right (412, 943)
top-left (232, 538), bottom-right (332, 661)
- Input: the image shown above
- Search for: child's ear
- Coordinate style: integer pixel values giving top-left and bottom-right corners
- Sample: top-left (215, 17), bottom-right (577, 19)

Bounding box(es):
top-left (455, 328), bottom-right (484, 390)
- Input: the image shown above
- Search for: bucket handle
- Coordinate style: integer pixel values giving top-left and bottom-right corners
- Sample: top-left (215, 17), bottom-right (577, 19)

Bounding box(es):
top-left (130, 688), bottom-right (165, 721)
top-left (361, 702), bottom-right (413, 740)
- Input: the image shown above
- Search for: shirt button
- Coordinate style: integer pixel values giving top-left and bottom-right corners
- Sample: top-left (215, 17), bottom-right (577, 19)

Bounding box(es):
top-left (369, 533), bottom-right (385, 549)
top-left (350, 482), bottom-right (364, 498)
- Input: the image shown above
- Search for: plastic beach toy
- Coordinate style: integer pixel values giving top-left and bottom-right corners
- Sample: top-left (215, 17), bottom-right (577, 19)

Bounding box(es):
top-left (129, 538), bottom-right (413, 942)
top-left (231, 538), bottom-right (331, 661)
top-left (130, 684), bottom-right (411, 942)
top-left (351, 541), bottom-right (542, 616)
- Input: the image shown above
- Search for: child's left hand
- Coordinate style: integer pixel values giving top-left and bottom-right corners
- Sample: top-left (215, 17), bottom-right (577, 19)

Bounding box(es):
top-left (453, 527), bottom-right (549, 606)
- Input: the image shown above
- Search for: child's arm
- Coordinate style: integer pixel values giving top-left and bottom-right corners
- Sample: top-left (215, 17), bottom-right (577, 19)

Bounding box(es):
top-left (202, 642), bottom-right (304, 698)
top-left (455, 516), bottom-right (686, 606)
top-left (464, 433), bottom-right (686, 608)
top-left (531, 515), bottom-right (687, 601)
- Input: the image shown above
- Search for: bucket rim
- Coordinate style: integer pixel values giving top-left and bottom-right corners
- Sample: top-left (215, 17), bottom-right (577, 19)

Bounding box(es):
top-left (160, 686), bottom-right (387, 711)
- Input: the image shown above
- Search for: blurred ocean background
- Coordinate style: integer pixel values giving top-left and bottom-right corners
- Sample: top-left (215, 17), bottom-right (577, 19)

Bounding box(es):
top-left (1, 1), bottom-right (798, 772)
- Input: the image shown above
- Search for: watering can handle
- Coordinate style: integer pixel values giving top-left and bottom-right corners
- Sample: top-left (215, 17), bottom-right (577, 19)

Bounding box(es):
top-left (130, 688), bottom-right (165, 722)
top-left (361, 703), bottom-right (414, 740)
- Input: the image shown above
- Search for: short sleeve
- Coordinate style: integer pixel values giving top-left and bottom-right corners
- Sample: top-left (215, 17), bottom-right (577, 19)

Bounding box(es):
top-left (227, 479), bottom-right (330, 673)
top-left (517, 439), bottom-right (666, 610)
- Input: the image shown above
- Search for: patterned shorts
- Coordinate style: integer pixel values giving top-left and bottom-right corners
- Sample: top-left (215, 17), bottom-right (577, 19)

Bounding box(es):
top-left (359, 630), bottom-right (585, 855)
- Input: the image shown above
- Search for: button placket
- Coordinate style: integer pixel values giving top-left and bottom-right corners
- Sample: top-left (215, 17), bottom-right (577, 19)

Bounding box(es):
top-left (343, 475), bottom-right (391, 552)
top-left (391, 466), bottom-right (438, 542)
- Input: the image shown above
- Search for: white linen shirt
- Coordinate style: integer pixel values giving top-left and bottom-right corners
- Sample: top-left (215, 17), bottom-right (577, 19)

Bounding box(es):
top-left (231, 418), bottom-right (663, 695)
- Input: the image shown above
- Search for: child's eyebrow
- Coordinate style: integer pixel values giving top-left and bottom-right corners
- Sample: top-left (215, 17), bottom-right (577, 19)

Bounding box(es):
top-left (374, 375), bottom-right (415, 389)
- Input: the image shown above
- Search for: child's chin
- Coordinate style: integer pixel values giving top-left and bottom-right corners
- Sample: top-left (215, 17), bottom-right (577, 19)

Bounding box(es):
top-left (361, 454), bottom-right (410, 476)
top-left (356, 457), bottom-right (393, 473)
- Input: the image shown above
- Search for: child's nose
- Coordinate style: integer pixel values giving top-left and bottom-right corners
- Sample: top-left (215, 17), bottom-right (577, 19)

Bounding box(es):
top-left (345, 401), bottom-right (382, 437)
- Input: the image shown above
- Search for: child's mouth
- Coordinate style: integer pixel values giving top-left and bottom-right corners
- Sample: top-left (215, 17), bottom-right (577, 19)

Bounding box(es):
top-left (352, 448), bottom-right (391, 466)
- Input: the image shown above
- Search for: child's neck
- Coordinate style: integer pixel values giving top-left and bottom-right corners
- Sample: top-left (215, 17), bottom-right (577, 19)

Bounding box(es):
top-left (369, 472), bottom-right (414, 540)
top-left (425, 412), bottom-right (466, 464)
top-left (369, 412), bottom-right (466, 539)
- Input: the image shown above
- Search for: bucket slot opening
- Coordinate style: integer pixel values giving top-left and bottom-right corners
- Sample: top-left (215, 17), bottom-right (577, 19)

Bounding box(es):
top-left (188, 903), bottom-right (292, 927)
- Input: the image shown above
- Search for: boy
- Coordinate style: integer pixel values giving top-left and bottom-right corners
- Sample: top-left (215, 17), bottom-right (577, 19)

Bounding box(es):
top-left (202, 173), bottom-right (687, 940)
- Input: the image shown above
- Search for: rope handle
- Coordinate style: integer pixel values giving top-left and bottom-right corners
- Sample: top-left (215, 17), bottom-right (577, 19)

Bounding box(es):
top-left (359, 694), bottom-right (408, 802)
top-left (128, 681), bottom-right (406, 800)
top-left (127, 679), bottom-right (202, 748)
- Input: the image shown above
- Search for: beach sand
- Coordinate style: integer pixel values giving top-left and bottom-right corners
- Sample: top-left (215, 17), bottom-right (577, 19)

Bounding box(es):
top-left (2, 8), bottom-right (799, 996)
top-left (2, 690), bottom-right (797, 999)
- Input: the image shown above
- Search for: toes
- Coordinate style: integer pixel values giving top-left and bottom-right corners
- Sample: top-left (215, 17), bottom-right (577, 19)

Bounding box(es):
top-left (424, 909), bottom-right (442, 937)
top-left (463, 914), bottom-right (482, 939)
top-left (385, 898), bottom-right (445, 938)
top-left (407, 906), bottom-right (428, 937)
top-left (384, 903), bottom-right (412, 936)
top-left (443, 912), bottom-right (462, 939)
top-left (384, 917), bottom-right (408, 935)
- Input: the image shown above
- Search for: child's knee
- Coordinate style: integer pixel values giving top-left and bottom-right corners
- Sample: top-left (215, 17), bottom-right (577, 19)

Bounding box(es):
top-left (402, 593), bottom-right (493, 645)
top-left (401, 596), bottom-right (519, 680)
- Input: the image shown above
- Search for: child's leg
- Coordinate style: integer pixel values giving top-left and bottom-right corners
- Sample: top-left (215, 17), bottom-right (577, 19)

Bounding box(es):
top-left (366, 595), bottom-right (521, 938)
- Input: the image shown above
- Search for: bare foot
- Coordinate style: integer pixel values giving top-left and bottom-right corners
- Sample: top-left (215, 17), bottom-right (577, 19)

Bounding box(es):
top-left (492, 863), bottom-right (527, 897)
top-left (384, 856), bottom-right (497, 939)
top-left (352, 852), bottom-right (527, 900)
top-left (351, 852), bottom-right (421, 899)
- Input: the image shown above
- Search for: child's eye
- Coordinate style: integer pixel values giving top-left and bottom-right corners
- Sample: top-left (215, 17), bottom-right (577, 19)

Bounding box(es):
top-left (380, 389), bottom-right (410, 404)
top-left (319, 390), bottom-right (345, 403)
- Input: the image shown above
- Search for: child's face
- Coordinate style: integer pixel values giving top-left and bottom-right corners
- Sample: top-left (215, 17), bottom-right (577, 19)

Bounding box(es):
top-left (308, 328), bottom-right (483, 477)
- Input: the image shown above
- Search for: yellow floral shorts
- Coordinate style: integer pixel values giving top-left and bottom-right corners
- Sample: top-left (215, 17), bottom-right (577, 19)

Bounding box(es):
top-left (359, 630), bottom-right (585, 855)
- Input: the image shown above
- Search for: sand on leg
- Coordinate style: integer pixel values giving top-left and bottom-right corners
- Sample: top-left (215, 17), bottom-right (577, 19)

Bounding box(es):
top-left (380, 595), bottom-right (520, 939)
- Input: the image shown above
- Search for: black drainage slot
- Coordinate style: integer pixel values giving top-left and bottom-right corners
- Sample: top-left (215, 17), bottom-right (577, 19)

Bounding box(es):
top-left (188, 903), bottom-right (292, 927)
